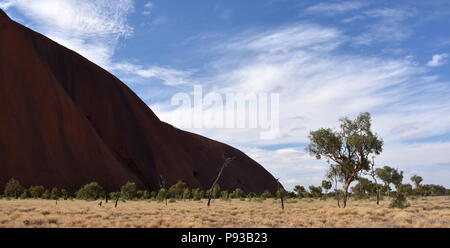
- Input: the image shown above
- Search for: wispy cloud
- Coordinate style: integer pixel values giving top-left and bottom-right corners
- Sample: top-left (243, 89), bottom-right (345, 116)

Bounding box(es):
top-left (112, 62), bottom-right (195, 86)
top-left (427, 53), bottom-right (449, 67)
top-left (151, 22), bottom-right (450, 189)
top-left (2, 0), bottom-right (134, 68)
top-left (305, 1), bottom-right (366, 16)
top-left (0, 0), bottom-right (14, 9)
top-left (143, 1), bottom-right (152, 15)
top-left (352, 8), bottom-right (417, 45)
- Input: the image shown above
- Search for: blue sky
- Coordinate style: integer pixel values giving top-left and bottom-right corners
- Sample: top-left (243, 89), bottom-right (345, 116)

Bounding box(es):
top-left (2, 0), bottom-right (450, 190)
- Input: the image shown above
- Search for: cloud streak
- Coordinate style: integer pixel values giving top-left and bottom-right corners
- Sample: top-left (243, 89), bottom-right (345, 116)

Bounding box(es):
top-left (427, 53), bottom-right (449, 67)
top-left (2, 0), bottom-right (134, 67)
top-left (150, 22), bottom-right (450, 189)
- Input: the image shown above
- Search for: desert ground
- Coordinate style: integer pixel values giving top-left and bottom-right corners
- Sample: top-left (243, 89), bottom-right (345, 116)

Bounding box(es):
top-left (0, 197), bottom-right (449, 228)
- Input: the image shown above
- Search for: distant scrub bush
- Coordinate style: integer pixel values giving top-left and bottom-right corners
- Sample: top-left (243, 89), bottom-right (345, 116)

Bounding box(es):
top-left (390, 193), bottom-right (410, 209)
top-left (156, 188), bottom-right (167, 202)
top-left (42, 190), bottom-right (51, 199)
top-left (4, 178), bottom-right (24, 198)
top-left (50, 187), bottom-right (60, 200)
top-left (120, 182), bottom-right (138, 200)
top-left (29, 186), bottom-right (45, 198)
top-left (60, 189), bottom-right (70, 200)
top-left (75, 182), bottom-right (105, 200)
top-left (260, 190), bottom-right (272, 199)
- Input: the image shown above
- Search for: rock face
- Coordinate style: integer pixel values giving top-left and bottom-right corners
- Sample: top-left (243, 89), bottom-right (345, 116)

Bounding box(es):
top-left (0, 10), bottom-right (278, 193)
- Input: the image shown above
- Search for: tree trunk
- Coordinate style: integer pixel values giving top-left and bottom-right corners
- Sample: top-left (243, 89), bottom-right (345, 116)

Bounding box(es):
top-left (336, 190), bottom-right (341, 208)
top-left (376, 189), bottom-right (380, 205)
top-left (343, 182), bottom-right (350, 208)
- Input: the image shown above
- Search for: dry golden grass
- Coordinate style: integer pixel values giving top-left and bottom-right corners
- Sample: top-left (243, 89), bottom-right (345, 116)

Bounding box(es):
top-left (0, 197), bottom-right (449, 228)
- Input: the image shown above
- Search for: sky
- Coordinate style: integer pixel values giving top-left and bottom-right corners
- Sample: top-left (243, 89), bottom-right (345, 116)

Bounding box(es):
top-left (2, 0), bottom-right (450, 190)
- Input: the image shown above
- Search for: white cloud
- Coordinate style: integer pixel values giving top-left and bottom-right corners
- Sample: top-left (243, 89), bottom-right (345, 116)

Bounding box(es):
top-left (352, 8), bottom-right (417, 45)
top-left (2, 0), bottom-right (134, 68)
top-left (427, 53), bottom-right (449, 67)
top-left (0, 0), bottom-right (14, 9)
top-left (150, 23), bottom-right (450, 189)
top-left (112, 62), bottom-right (195, 86)
top-left (143, 1), bottom-right (152, 15)
top-left (306, 1), bottom-right (365, 15)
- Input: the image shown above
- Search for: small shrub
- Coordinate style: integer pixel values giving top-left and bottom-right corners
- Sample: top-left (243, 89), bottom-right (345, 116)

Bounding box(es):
top-left (168, 181), bottom-right (187, 199)
top-left (19, 190), bottom-right (28, 199)
top-left (221, 190), bottom-right (229, 201)
top-left (182, 188), bottom-right (190, 200)
top-left (60, 189), bottom-right (70, 200)
top-left (4, 178), bottom-right (24, 198)
top-left (42, 190), bottom-right (51, 199)
top-left (109, 191), bottom-right (120, 200)
top-left (389, 193), bottom-right (410, 209)
top-left (75, 182), bottom-right (105, 200)
top-left (29, 186), bottom-right (45, 198)
top-left (150, 191), bottom-right (157, 199)
top-left (260, 190), bottom-right (272, 199)
top-left (156, 188), bottom-right (167, 202)
top-left (50, 187), bottom-right (60, 200)
top-left (120, 182), bottom-right (138, 200)
top-left (192, 188), bottom-right (201, 201)
top-left (247, 192), bottom-right (257, 199)
top-left (142, 190), bottom-right (150, 199)
top-left (230, 188), bottom-right (245, 199)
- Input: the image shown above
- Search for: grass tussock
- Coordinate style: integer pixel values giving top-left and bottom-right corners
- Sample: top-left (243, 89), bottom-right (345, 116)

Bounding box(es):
top-left (0, 197), bottom-right (449, 228)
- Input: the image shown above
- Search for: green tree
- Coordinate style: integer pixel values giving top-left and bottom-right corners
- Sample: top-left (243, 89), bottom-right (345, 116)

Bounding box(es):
top-left (156, 188), bottom-right (167, 202)
top-left (247, 192), bottom-right (257, 199)
top-left (260, 190), bottom-right (272, 199)
top-left (397, 184), bottom-right (413, 196)
top-left (182, 188), bottom-right (191, 200)
top-left (168, 181), bottom-right (187, 199)
top-left (321, 180), bottom-right (332, 195)
top-left (276, 188), bottom-right (287, 199)
top-left (191, 188), bottom-right (201, 200)
top-left (42, 189), bottom-right (51, 199)
top-left (230, 188), bottom-right (245, 198)
top-left (3, 178), bottom-right (24, 198)
top-left (142, 190), bottom-right (150, 199)
top-left (29, 186), bottom-right (45, 198)
top-left (326, 165), bottom-right (343, 207)
top-left (75, 182), bottom-right (105, 200)
top-left (410, 175), bottom-right (423, 188)
top-left (308, 185), bottom-right (323, 198)
top-left (376, 166), bottom-right (403, 196)
top-left (60, 189), bottom-right (70, 200)
top-left (221, 190), bottom-right (229, 200)
top-left (50, 187), bottom-right (60, 200)
top-left (109, 191), bottom-right (120, 200)
top-left (19, 189), bottom-right (28, 199)
top-left (120, 182), bottom-right (138, 200)
top-left (390, 192), bottom-right (410, 209)
top-left (306, 112), bottom-right (383, 207)
top-left (150, 191), bottom-right (157, 199)
top-left (211, 184), bottom-right (221, 199)
top-left (294, 185), bottom-right (307, 198)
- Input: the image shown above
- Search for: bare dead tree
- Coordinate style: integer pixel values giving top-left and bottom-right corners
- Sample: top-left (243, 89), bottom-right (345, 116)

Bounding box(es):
top-left (105, 194), bottom-right (108, 203)
top-left (207, 155), bottom-right (235, 207)
top-left (276, 178), bottom-right (284, 211)
top-left (159, 175), bottom-right (168, 206)
top-left (115, 195), bottom-right (119, 208)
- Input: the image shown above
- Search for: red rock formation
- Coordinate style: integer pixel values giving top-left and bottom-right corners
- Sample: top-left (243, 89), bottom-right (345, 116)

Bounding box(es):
top-left (0, 10), bottom-right (278, 193)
